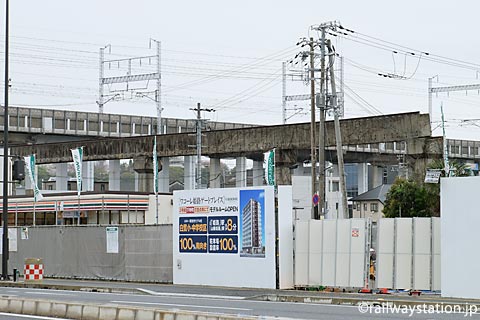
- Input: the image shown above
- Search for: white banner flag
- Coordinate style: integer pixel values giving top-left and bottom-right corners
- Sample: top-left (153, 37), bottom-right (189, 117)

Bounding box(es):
top-left (264, 149), bottom-right (275, 186)
top-left (71, 147), bottom-right (83, 196)
top-left (24, 154), bottom-right (43, 202)
top-left (153, 136), bottom-right (158, 194)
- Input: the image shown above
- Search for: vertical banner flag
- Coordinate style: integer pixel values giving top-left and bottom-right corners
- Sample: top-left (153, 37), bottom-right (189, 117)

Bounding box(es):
top-left (264, 149), bottom-right (275, 186)
top-left (24, 154), bottom-right (43, 202)
top-left (71, 147), bottom-right (83, 196)
top-left (153, 136), bottom-right (158, 193)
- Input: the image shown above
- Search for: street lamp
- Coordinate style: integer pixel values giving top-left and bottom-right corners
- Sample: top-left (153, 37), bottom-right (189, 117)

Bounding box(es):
top-left (2, 0), bottom-right (10, 280)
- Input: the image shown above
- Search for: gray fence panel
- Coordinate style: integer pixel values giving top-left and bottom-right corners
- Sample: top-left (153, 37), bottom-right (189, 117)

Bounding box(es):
top-left (125, 226), bottom-right (172, 282)
top-left (2, 225), bottom-right (172, 282)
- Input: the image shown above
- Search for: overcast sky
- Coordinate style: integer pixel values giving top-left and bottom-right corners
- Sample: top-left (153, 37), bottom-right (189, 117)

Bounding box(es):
top-left (1, 0), bottom-right (480, 139)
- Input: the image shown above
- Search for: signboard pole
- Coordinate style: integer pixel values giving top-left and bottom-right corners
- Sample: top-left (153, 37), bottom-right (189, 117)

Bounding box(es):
top-left (153, 136), bottom-right (159, 224)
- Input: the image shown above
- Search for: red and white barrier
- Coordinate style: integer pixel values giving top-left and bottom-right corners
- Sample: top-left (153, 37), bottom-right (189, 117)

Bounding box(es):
top-left (24, 258), bottom-right (43, 282)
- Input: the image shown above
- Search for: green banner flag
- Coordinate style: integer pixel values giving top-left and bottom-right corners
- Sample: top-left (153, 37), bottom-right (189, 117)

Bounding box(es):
top-left (264, 149), bottom-right (275, 186)
top-left (24, 154), bottom-right (43, 202)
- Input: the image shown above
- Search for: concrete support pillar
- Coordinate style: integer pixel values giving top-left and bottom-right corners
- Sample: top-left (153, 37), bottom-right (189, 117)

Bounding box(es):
top-left (159, 157), bottom-right (170, 193)
top-left (209, 158), bottom-right (222, 188)
top-left (275, 149), bottom-right (297, 185)
top-left (108, 160), bottom-right (121, 191)
top-left (56, 163), bottom-right (68, 191)
top-left (357, 163), bottom-right (369, 194)
top-left (134, 172), bottom-right (139, 192)
top-left (252, 160), bottom-right (264, 186)
top-left (82, 161), bottom-right (95, 192)
top-left (370, 165), bottom-right (384, 189)
top-left (236, 157), bottom-right (247, 187)
top-left (184, 156), bottom-right (195, 190)
top-left (133, 155), bottom-right (160, 193)
top-left (409, 156), bottom-right (431, 184)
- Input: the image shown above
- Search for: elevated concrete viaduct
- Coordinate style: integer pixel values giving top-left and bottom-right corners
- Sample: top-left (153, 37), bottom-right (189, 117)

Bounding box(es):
top-left (11, 112), bottom-right (435, 188)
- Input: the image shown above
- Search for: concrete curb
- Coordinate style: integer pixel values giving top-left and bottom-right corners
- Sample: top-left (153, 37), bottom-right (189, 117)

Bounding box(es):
top-left (0, 297), bottom-right (263, 320)
top-left (0, 281), bottom-right (141, 295)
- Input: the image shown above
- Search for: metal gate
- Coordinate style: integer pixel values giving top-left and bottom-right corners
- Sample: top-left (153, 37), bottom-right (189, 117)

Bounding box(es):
top-left (294, 218), bottom-right (371, 288)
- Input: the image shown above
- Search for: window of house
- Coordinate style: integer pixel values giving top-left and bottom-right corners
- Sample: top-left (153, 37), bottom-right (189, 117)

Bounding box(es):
top-left (370, 203), bottom-right (378, 212)
top-left (363, 203), bottom-right (367, 211)
top-left (48, 185), bottom-right (53, 190)
top-left (100, 184), bottom-right (105, 191)
top-left (332, 181), bottom-right (339, 192)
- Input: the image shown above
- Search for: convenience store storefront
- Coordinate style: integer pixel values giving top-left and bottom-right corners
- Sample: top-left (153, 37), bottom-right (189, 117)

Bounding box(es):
top-left (0, 193), bottom-right (167, 226)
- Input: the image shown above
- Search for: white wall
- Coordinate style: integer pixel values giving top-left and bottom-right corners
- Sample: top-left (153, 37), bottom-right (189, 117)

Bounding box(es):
top-left (145, 194), bottom-right (173, 225)
top-left (292, 175), bottom-right (311, 220)
top-left (441, 177), bottom-right (480, 299)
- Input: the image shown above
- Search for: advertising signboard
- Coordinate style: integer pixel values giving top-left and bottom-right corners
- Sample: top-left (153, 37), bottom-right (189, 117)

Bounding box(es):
top-left (173, 186), bottom-right (276, 288)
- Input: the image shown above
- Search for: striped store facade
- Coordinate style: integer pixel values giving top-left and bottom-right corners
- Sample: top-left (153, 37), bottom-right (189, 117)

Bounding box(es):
top-left (0, 192), bottom-right (169, 226)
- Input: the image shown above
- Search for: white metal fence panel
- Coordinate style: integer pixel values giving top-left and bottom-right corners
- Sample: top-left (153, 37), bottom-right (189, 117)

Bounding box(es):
top-left (322, 220), bottom-right (337, 286)
top-left (432, 217), bottom-right (441, 291)
top-left (309, 220), bottom-right (323, 285)
top-left (413, 218), bottom-right (431, 290)
top-left (350, 219), bottom-right (367, 287)
top-left (376, 217), bottom-right (440, 291)
top-left (376, 219), bottom-right (394, 288)
top-left (294, 221), bottom-right (309, 286)
top-left (294, 219), bottom-right (369, 288)
top-left (335, 220), bottom-right (351, 287)
top-left (395, 218), bottom-right (413, 289)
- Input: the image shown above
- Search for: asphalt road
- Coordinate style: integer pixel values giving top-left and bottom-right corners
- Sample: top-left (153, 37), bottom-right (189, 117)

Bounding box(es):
top-left (0, 312), bottom-right (69, 319)
top-left (1, 287), bottom-right (480, 319)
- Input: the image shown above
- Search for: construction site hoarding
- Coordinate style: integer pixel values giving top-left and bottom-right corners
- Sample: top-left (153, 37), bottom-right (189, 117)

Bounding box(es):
top-left (441, 176), bottom-right (480, 299)
top-left (173, 186), bottom-right (289, 289)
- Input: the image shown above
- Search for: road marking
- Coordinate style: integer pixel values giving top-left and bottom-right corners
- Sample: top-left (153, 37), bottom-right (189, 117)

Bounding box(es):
top-left (111, 300), bottom-right (251, 311)
top-left (136, 288), bottom-right (244, 300)
top-left (25, 291), bottom-right (72, 296)
top-left (0, 312), bottom-right (70, 319)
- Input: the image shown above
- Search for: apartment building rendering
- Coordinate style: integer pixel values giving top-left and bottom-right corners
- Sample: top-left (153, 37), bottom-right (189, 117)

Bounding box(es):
top-left (241, 198), bottom-right (265, 257)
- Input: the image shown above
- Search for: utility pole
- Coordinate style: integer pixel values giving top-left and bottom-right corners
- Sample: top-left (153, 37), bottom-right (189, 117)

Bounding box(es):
top-left (98, 46), bottom-right (105, 114)
top-left (440, 102), bottom-right (450, 176)
top-left (282, 62), bottom-right (287, 125)
top-left (153, 39), bottom-right (163, 134)
top-left (190, 103), bottom-right (215, 189)
top-left (327, 40), bottom-right (348, 219)
top-left (318, 27), bottom-right (327, 220)
top-left (427, 75), bottom-right (438, 127)
top-left (308, 38), bottom-right (317, 219)
top-left (2, 0), bottom-right (9, 280)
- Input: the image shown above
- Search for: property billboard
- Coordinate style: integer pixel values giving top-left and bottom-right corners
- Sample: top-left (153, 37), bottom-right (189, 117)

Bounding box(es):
top-left (173, 186), bottom-right (276, 288)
